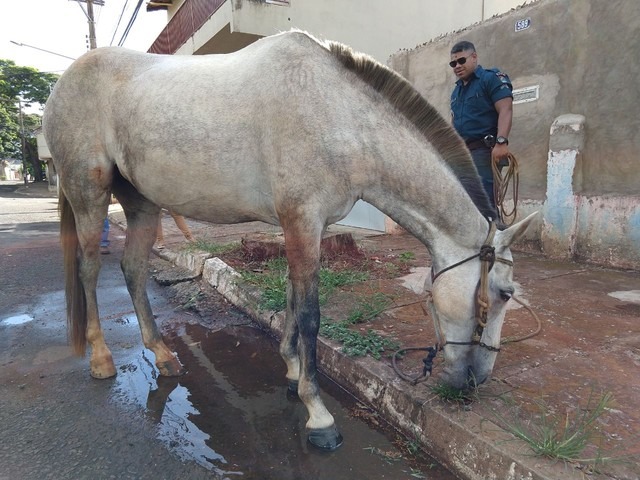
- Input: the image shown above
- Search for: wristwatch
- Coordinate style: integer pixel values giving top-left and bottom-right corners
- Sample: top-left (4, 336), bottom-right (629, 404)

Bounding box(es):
top-left (496, 136), bottom-right (509, 145)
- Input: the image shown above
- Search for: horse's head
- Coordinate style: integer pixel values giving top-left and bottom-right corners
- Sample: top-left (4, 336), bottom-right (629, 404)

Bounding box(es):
top-left (427, 212), bottom-right (537, 390)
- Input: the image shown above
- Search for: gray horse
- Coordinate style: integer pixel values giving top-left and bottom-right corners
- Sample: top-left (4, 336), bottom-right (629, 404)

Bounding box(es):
top-left (43, 30), bottom-right (535, 450)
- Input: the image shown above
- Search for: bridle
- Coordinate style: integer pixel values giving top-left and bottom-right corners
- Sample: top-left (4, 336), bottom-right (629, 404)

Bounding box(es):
top-left (391, 220), bottom-right (516, 384)
top-left (429, 220), bottom-right (513, 353)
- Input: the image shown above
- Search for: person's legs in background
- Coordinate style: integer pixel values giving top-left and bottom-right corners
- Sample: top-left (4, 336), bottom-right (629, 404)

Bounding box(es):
top-left (169, 210), bottom-right (194, 242)
top-left (155, 210), bottom-right (194, 250)
top-left (100, 218), bottom-right (110, 254)
top-left (156, 216), bottom-right (165, 249)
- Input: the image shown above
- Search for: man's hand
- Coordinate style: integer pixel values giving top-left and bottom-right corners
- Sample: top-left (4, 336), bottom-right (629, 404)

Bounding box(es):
top-left (492, 143), bottom-right (509, 166)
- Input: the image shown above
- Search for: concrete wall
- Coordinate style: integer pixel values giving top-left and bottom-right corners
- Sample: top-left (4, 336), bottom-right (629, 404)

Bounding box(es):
top-left (389, 0), bottom-right (640, 269)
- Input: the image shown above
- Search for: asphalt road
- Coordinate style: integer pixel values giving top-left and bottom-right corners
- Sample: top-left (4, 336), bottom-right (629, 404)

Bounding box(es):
top-left (0, 184), bottom-right (222, 480)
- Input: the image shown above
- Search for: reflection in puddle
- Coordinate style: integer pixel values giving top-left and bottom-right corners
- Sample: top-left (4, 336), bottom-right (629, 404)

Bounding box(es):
top-left (1, 313), bottom-right (34, 325)
top-left (111, 325), bottom-right (455, 480)
top-left (112, 350), bottom-right (237, 477)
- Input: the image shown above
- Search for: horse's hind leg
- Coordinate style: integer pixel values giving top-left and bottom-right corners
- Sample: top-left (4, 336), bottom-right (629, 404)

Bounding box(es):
top-left (63, 188), bottom-right (117, 379)
top-left (114, 181), bottom-right (184, 377)
top-left (280, 218), bottom-right (343, 450)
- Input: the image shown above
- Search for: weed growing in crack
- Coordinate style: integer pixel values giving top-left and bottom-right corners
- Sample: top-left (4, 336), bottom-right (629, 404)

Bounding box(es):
top-left (493, 391), bottom-right (617, 469)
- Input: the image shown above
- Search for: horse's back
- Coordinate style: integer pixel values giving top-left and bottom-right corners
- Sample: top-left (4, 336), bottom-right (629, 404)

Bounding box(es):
top-left (44, 32), bottom-right (372, 225)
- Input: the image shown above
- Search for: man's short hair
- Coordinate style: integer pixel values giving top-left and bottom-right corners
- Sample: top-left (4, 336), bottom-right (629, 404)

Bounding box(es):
top-left (451, 41), bottom-right (476, 54)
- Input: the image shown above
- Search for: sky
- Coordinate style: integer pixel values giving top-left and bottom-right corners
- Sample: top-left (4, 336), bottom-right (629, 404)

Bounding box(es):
top-left (0, 0), bottom-right (168, 75)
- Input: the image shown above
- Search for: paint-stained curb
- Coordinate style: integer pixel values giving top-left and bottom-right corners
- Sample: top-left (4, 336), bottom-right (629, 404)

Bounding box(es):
top-left (198, 255), bottom-right (581, 480)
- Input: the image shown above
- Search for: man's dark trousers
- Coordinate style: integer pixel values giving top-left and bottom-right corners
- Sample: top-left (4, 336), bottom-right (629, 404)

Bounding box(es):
top-left (469, 145), bottom-right (496, 209)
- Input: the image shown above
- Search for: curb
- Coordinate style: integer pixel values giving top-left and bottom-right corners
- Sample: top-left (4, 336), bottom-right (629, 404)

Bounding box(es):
top-left (162, 249), bottom-right (580, 480)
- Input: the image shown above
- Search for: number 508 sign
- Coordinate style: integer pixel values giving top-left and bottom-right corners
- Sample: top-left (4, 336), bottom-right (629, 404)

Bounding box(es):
top-left (515, 18), bottom-right (531, 32)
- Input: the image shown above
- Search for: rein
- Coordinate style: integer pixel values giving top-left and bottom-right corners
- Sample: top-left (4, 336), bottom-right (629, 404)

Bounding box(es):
top-left (493, 153), bottom-right (519, 227)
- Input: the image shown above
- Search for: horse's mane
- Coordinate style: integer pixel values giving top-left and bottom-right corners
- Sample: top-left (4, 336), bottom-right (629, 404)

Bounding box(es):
top-left (325, 40), bottom-right (496, 220)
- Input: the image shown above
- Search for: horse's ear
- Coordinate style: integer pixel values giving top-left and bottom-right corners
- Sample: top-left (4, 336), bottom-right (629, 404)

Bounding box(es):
top-left (495, 211), bottom-right (539, 248)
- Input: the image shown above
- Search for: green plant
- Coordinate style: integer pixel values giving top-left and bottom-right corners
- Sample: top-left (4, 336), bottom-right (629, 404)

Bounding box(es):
top-left (183, 240), bottom-right (240, 255)
top-left (346, 292), bottom-right (392, 324)
top-left (430, 382), bottom-right (477, 403)
top-left (239, 257), bottom-right (367, 311)
top-left (320, 318), bottom-right (399, 360)
top-left (495, 391), bottom-right (614, 465)
top-left (398, 251), bottom-right (415, 262)
top-left (240, 258), bottom-right (288, 311)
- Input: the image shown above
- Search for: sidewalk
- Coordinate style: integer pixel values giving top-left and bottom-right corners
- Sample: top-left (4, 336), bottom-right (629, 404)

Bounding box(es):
top-left (105, 207), bottom-right (638, 480)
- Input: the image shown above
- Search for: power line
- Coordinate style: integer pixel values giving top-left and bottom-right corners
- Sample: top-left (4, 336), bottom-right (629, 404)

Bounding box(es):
top-left (118, 0), bottom-right (144, 47)
top-left (110, 0), bottom-right (130, 46)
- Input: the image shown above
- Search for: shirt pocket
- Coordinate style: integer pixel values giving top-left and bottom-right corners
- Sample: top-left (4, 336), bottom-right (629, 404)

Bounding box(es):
top-left (466, 92), bottom-right (489, 115)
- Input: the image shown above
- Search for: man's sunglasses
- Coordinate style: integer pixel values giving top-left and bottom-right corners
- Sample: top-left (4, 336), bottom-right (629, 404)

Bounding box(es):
top-left (449, 53), bottom-right (474, 68)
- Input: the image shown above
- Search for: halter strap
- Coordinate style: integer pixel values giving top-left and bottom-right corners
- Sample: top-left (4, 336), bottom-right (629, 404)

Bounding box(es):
top-left (429, 221), bottom-right (513, 352)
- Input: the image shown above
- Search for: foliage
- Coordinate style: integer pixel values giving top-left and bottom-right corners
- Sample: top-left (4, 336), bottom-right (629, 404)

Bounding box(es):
top-left (320, 318), bottom-right (399, 360)
top-left (429, 383), bottom-right (477, 403)
top-left (239, 257), bottom-right (367, 312)
top-left (495, 391), bottom-right (615, 465)
top-left (182, 240), bottom-right (240, 255)
top-left (0, 59), bottom-right (58, 173)
top-left (346, 292), bottom-right (392, 324)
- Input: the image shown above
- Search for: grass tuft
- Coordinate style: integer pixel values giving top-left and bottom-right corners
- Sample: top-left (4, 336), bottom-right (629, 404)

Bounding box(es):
top-left (183, 239), bottom-right (240, 255)
top-left (495, 391), bottom-right (615, 466)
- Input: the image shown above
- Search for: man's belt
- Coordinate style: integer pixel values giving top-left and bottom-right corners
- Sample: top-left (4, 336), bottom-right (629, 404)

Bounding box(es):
top-left (465, 138), bottom-right (490, 150)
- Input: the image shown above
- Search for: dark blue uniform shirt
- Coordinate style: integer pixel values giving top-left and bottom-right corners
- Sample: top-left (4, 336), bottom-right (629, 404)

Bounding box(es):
top-left (450, 65), bottom-right (513, 142)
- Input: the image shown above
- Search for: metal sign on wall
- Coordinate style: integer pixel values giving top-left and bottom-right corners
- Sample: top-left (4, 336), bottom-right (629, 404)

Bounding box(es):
top-left (513, 85), bottom-right (539, 105)
top-left (515, 18), bottom-right (531, 32)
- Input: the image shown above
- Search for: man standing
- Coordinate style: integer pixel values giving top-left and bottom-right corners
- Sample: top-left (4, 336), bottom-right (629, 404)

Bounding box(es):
top-left (449, 40), bottom-right (513, 212)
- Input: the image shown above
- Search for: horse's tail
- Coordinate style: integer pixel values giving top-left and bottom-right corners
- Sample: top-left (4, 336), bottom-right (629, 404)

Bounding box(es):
top-left (59, 190), bottom-right (87, 356)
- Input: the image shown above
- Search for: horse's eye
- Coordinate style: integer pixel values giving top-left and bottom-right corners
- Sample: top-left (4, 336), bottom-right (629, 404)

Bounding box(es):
top-left (499, 288), bottom-right (514, 302)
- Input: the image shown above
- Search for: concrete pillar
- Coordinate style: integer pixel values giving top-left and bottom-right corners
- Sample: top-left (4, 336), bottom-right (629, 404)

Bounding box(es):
top-left (541, 114), bottom-right (586, 259)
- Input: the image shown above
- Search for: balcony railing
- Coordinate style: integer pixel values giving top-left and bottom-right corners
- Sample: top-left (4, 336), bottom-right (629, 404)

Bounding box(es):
top-left (148, 0), bottom-right (226, 54)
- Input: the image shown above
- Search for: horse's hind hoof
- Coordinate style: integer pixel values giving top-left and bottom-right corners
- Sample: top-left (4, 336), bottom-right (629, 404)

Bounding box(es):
top-left (90, 355), bottom-right (117, 379)
top-left (156, 357), bottom-right (185, 377)
top-left (307, 425), bottom-right (344, 451)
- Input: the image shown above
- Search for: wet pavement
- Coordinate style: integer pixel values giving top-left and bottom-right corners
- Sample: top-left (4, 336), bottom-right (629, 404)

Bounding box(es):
top-left (127, 203), bottom-right (640, 480)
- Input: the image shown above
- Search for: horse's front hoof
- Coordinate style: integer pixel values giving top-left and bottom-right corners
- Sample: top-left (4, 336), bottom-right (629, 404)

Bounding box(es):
top-left (307, 425), bottom-right (344, 451)
top-left (156, 356), bottom-right (185, 377)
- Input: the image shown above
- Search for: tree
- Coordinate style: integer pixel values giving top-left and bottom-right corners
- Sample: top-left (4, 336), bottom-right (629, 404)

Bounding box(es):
top-left (0, 60), bottom-right (58, 181)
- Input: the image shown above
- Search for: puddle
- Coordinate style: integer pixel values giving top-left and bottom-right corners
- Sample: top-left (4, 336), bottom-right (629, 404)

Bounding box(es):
top-left (1, 313), bottom-right (34, 326)
top-left (111, 324), bottom-right (456, 480)
top-left (608, 290), bottom-right (640, 304)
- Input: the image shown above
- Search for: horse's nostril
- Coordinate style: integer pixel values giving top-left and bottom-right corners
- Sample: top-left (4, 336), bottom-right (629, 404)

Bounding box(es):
top-left (500, 288), bottom-right (514, 301)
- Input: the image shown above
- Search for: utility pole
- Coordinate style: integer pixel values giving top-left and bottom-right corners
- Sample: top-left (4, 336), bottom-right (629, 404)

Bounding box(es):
top-left (18, 98), bottom-right (27, 185)
top-left (74, 0), bottom-right (105, 49)
top-left (86, 0), bottom-right (97, 49)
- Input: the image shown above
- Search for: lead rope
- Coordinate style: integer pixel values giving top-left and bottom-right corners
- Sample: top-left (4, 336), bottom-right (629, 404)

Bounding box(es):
top-left (493, 153), bottom-right (519, 227)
